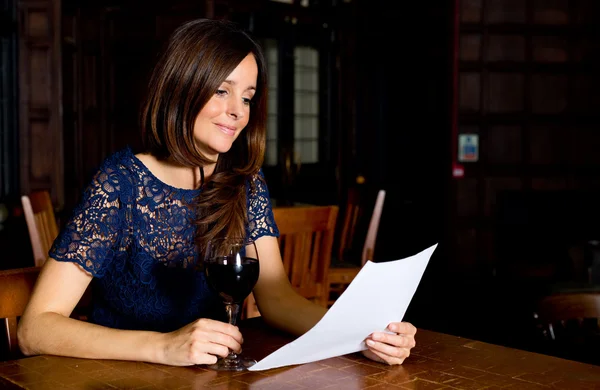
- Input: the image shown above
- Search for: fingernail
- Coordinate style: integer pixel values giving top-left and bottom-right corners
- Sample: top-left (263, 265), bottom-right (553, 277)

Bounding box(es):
top-left (389, 324), bottom-right (397, 332)
top-left (366, 339), bottom-right (375, 346)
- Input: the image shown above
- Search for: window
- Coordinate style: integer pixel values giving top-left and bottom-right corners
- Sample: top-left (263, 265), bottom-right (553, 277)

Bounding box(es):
top-left (265, 39), bottom-right (278, 166)
top-left (294, 46), bottom-right (319, 164)
top-left (264, 39), bottom-right (320, 167)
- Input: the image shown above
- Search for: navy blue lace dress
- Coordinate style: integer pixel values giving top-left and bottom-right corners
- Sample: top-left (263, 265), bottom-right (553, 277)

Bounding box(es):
top-left (49, 147), bottom-right (279, 332)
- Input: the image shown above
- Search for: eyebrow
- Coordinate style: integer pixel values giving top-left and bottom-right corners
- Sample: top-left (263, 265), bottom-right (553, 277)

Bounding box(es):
top-left (223, 79), bottom-right (256, 92)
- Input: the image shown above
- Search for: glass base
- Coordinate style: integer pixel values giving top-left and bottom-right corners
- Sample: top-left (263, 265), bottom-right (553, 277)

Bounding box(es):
top-left (207, 356), bottom-right (257, 371)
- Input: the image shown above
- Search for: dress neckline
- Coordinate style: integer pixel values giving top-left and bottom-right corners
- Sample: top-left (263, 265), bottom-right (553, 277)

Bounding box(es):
top-left (126, 147), bottom-right (202, 195)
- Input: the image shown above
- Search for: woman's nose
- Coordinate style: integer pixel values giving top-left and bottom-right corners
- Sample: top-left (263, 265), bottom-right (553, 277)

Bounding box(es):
top-left (227, 99), bottom-right (245, 119)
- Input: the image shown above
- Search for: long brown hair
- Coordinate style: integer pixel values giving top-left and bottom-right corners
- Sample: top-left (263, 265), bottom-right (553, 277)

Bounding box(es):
top-left (140, 18), bottom-right (268, 252)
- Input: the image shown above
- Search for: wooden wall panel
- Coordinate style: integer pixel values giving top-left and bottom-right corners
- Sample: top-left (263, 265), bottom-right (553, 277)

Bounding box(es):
top-left (483, 177), bottom-right (522, 217)
top-left (572, 76), bottom-right (600, 112)
top-left (455, 228), bottom-right (478, 269)
top-left (454, 0), bottom-right (600, 285)
top-left (461, 0), bottom-right (482, 23)
top-left (60, 3), bottom-right (210, 214)
top-left (532, 0), bottom-right (569, 24)
top-left (459, 73), bottom-right (480, 112)
top-left (486, 73), bottom-right (524, 112)
top-left (487, 35), bottom-right (525, 61)
top-left (18, 0), bottom-right (63, 208)
top-left (530, 74), bottom-right (568, 113)
top-left (531, 177), bottom-right (568, 190)
top-left (529, 125), bottom-right (566, 164)
top-left (26, 9), bottom-right (50, 36)
top-left (486, 126), bottom-right (522, 164)
top-left (573, 127), bottom-right (600, 165)
top-left (460, 34), bottom-right (481, 61)
top-left (456, 179), bottom-right (478, 217)
top-left (485, 0), bottom-right (526, 23)
top-left (532, 36), bottom-right (568, 62)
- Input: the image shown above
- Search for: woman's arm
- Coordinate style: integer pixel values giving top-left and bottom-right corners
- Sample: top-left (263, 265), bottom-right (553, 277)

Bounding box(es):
top-left (252, 235), bottom-right (416, 365)
top-left (251, 236), bottom-right (327, 336)
top-left (18, 258), bottom-right (243, 366)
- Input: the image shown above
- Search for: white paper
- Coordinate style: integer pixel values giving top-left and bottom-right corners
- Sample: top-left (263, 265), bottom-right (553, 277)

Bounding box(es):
top-left (249, 243), bottom-right (437, 371)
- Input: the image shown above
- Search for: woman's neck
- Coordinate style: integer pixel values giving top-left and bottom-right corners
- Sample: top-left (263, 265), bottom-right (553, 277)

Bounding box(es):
top-left (136, 153), bottom-right (216, 190)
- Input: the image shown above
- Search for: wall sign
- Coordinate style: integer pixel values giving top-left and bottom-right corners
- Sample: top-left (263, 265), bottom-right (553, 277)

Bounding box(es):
top-left (458, 134), bottom-right (479, 162)
top-left (452, 162), bottom-right (464, 178)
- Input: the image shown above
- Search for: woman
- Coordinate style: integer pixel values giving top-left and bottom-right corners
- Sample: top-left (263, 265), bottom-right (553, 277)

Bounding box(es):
top-left (18, 18), bottom-right (416, 367)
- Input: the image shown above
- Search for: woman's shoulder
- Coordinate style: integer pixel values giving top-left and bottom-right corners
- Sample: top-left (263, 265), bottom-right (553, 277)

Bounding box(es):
top-left (90, 146), bottom-right (144, 195)
top-left (97, 146), bottom-right (145, 179)
top-left (246, 168), bottom-right (272, 203)
top-left (247, 168), bottom-right (267, 189)
top-left (101, 146), bottom-right (135, 167)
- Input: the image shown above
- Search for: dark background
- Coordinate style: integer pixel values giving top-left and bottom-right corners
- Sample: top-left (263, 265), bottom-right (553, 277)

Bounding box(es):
top-left (1, 0), bottom-right (599, 365)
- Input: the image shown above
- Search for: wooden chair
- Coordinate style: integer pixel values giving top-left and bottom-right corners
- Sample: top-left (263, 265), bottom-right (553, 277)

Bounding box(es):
top-left (244, 205), bottom-right (339, 318)
top-left (21, 190), bottom-right (58, 267)
top-left (0, 266), bottom-right (92, 360)
top-left (335, 186), bottom-right (365, 264)
top-left (0, 267), bottom-right (40, 359)
top-left (327, 189), bottom-right (386, 306)
top-left (533, 292), bottom-right (600, 365)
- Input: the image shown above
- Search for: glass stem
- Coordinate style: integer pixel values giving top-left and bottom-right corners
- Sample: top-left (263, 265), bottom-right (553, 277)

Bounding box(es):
top-left (224, 303), bottom-right (240, 361)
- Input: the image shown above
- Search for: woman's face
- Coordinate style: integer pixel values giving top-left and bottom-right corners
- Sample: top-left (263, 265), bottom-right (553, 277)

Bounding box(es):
top-left (193, 53), bottom-right (258, 160)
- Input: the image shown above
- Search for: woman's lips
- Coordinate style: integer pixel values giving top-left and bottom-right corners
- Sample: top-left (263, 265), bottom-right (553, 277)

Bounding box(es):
top-left (216, 124), bottom-right (236, 136)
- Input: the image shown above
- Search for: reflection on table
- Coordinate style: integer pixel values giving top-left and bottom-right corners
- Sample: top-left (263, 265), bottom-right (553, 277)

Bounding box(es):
top-left (0, 317), bottom-right (599, 389)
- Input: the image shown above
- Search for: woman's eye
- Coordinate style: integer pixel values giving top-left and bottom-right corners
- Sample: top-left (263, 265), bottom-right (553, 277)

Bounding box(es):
top-left (242, 98), bottom-right (252, 106)
top-left (216, 89), bottom-right (227, 96)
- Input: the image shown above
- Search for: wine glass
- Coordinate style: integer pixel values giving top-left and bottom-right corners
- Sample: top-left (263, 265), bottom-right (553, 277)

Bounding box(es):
top-left (203, 237), bottom-right (260, 371)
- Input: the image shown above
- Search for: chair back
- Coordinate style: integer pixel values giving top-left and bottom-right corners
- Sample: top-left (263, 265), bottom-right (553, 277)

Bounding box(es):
top-left (336, 187), bottom-right (364, 263)
top-left (325, 189), bottom-right (385, 307)
top-left (534, 292), bottom-right (600, 365)
top-left (336, 187), bottom-right (386, 265)
top-left (0, 266), bottom-right (93, 360)
top-left (362, 189), bottom-right (385, 265)
top-left (21, 190), bottom-right (58, 267)
top-left (0, 267), bottom-right (40, 359)
top-left (536, 292), bottom-right (600, 336)
top-left (273, 205), bottom-right (339, 307)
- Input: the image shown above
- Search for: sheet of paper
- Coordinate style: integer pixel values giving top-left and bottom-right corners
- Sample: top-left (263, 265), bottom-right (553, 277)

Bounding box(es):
top-left (249, 243), bottom-right (437, 371)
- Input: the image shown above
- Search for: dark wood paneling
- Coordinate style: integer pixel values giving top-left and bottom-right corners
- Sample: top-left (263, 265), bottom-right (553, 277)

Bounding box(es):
top-left (454, 0), bottom-right (600, 282)
top-left (61, 3), bottom-right (209, 214)
top-left (18, 0), bottom-right (62, 208)
top-left (0, 0), bottom-right (20, 201)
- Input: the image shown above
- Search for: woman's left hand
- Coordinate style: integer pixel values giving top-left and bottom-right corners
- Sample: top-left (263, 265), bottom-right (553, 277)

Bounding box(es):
top-left (362, 322), bottom-right (417, 365)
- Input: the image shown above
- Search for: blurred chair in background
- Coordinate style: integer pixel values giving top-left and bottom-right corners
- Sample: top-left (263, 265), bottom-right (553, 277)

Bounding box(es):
top-left (0, 266), bottom-right (92, 360)
top-left (0, 267), bottom-right (39, 360)
top-left (327, 189), bottom-right (386, 307)
top-left (533, 292), bottom-right (600, 365)
top-left (244, 205), bottom-right (339, 318)
top-left (21, 190), bottom-right (58, 267)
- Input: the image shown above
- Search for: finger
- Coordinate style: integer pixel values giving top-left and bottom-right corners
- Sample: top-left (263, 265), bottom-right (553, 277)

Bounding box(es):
top-left (371, 332), bottom-right (416, 349)
top-left (196, 330), bottom-right (242, 354)
top-left (193, 341), bottom-right (231, 359)
top-left (361, 349), bottom-right (385, 364)
top-left (388, 322), bottom-right (417, 335)
top-left (364, 345), bottom-right (406, 365)
top-left (366, 338), bottom-right (411, 360)
top-left (195, 319), bottom-right (243, 343)
top-left (188, 353), bottom-right (219, 366)
top-left (209, 332), bottom-right (242, 353)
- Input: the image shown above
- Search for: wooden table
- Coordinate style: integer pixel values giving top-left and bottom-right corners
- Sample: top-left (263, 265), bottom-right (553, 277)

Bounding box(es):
top-left (0, 318), bottom-right (598, 389)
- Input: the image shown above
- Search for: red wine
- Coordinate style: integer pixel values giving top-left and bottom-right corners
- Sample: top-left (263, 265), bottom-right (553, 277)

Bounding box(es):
top-left (204, 256), bottom-right (260, 303)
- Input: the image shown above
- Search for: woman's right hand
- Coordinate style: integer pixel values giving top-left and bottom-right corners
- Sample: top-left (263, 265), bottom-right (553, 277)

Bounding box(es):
top-left (160, 318), bottom-right (243, 366)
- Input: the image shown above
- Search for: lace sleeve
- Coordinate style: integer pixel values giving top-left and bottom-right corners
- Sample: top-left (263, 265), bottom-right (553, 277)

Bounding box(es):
top-left (246, 169), bottom-right (279, 241)
top-left (49, 158), bottom-right (132, 277)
